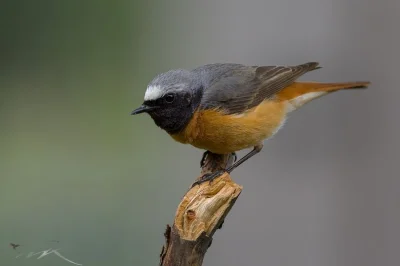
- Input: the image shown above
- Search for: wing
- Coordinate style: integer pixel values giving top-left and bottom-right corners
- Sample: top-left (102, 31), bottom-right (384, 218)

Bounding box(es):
top-left (198, 62), bottom-right (321, 114)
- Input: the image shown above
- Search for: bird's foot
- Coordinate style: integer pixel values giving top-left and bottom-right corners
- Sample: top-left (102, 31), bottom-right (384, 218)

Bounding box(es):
top-left (191, 170), bottom-right (225, 187)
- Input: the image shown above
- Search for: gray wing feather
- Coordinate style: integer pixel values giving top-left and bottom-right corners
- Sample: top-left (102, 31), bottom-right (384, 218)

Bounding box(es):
top-left (198, 62), bottom-right (320, 114)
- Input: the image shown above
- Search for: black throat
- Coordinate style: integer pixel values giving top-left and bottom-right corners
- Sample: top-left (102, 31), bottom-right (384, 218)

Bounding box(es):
top-left (147, 88), bottom-right (203, 135)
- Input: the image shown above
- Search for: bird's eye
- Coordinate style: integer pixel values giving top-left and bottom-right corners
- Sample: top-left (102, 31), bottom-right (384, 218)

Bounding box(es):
top-left (164, 93), bottom-right (175, 103)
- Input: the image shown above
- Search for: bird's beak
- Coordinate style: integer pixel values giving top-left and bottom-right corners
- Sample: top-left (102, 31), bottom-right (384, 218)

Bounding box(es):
top-left (130, 104), bottom-right (159, 115)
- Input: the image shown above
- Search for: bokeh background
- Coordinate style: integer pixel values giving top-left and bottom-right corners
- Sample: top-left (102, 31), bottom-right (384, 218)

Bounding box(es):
top-left (1, 0), bottom-right (399, 266)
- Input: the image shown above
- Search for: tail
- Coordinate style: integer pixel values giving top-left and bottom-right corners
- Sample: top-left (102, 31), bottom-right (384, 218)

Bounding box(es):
top-left (277, 81), bottom-right (370, 112)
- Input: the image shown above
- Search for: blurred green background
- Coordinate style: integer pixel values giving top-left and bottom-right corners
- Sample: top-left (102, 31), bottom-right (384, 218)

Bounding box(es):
top-left (1, 1), bottom-right (399, 266)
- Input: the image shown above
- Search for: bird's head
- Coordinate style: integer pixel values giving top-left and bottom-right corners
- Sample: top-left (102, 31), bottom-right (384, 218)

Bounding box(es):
top-left (131, 69), bottom-right (202, 134)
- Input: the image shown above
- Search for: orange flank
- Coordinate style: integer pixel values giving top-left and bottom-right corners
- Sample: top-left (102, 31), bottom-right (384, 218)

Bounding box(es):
top-left (171, 100), bottom-right (287, 154)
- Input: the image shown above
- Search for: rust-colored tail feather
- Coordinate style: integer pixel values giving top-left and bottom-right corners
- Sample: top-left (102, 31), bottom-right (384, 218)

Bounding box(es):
top-left (277, 81), bottom-right (370, 112)
top-left (277, 81), bottom-right (370, 101)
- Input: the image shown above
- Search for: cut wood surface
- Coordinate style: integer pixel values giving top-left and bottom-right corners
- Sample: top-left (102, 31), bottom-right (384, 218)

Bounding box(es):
top-left (159, 152), bottom-right (242, 266)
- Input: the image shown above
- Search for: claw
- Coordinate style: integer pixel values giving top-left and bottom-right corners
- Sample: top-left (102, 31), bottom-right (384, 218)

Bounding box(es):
top-left (191, 170), bottom-right (225, 187)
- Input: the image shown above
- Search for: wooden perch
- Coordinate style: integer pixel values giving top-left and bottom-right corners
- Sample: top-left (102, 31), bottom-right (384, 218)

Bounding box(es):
top-left (159, 152), bottom-right (242, 266)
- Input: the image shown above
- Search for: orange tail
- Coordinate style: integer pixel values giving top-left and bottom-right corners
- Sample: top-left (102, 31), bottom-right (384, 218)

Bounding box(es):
top-left (277, 81), bottom-right (370, 111)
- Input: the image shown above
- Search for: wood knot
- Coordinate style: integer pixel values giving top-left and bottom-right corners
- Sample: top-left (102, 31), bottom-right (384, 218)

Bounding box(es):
top-left (186, 210), bottom-right (196, 220)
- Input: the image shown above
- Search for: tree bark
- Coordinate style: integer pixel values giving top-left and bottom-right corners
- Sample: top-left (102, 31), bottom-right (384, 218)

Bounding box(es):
top-left (159, 152), bottom-right (242, 266)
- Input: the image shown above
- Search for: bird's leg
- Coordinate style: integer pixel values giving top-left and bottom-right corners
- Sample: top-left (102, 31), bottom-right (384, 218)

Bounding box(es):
top-left (200, 151), bottom-right (210, 168)
top-left (201, 151), bottom-right (236, 168)
top-left (192, 145), bottom-right (262, 187)
top-left (232, 152), bottom-right (237, 163)
top-left (225, 144), bottom-right (263, 173)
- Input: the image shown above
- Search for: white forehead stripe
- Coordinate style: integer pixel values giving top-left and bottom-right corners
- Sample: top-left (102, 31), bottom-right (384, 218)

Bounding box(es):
top-left (144, 85), bottom-right (163, 101)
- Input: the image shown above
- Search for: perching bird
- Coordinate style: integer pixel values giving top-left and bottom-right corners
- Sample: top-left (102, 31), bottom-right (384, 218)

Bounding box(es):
top-left (131, 62), bottom-right (369, 184)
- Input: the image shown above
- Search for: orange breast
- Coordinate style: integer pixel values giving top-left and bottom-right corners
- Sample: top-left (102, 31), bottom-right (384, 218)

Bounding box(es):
top-left (171, 100), bottom-right (287, 154)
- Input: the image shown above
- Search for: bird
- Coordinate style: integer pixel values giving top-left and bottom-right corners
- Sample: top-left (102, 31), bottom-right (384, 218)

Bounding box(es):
top-left (9, 243), bottom-right (21, 250)
top-left (131, 62), bottom-right (370, 184)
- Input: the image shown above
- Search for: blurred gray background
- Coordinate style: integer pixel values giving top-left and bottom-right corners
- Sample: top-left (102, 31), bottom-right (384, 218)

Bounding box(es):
top-left (1, 0), bottom-right (399, 266)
